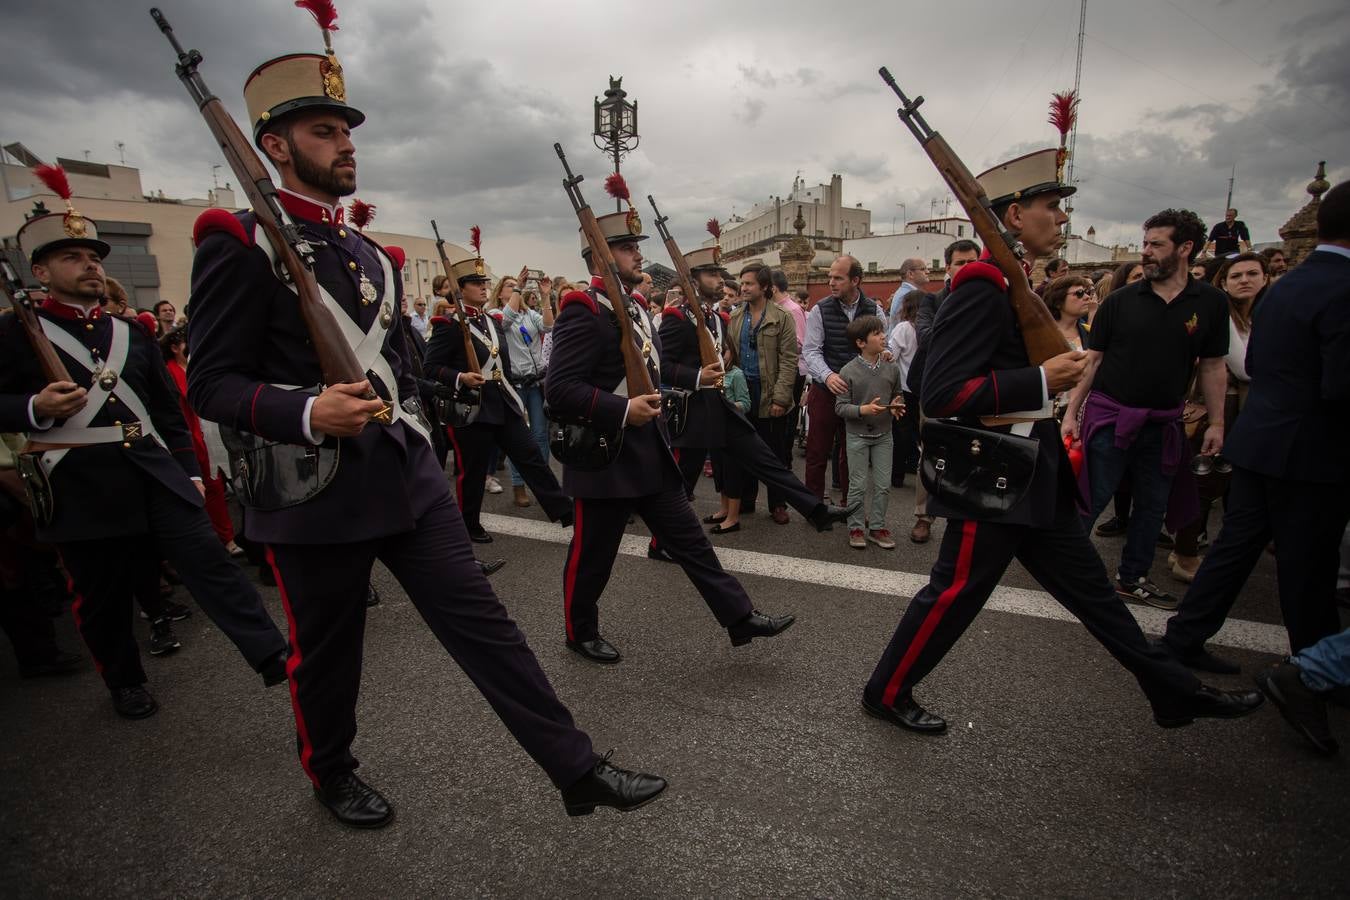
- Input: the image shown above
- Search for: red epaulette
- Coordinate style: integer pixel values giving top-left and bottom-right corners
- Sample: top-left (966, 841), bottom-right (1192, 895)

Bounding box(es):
top-left (134, 311), bottom-right (158, 338)
top-left (560, 289), bottom-right (598, 314)
top-left (717, 310), bottom-right (731, 324)
top-left (192, 208), bottom-right (253, 248)
top-left (383, 245), bottom-right (406, 271)
top-left (662, 306), bottom-right (686, 320)
top-left (951, 260), bottom-right (1007, 294)
top-left (430, 315), bottom-right (454, 327)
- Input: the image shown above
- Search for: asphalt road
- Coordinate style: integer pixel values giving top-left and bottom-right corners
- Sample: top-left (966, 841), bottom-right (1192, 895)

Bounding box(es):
top-left (3, 462), bottom-right (1347, 898)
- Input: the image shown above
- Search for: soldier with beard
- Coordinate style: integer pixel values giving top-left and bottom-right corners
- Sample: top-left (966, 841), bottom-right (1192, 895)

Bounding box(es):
top-left (185, 4), bottom-right (664, 827)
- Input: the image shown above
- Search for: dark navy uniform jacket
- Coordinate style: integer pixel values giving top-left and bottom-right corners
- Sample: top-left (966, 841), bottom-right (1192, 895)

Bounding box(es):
top-left (544, 278), bottom-right (697, 499)
top-left (657, 303), bottom-right (739, 449)
top-left (186, 192), bottom-right (445, 545)
top-left (0, 300), bottom-right (203, 542)
top-left (920, 260), bottom-right (1075, 528)
top-left (423, 309), bottom-right (524, 426)
top-left (1225, 248), bottom-right (1350, 483)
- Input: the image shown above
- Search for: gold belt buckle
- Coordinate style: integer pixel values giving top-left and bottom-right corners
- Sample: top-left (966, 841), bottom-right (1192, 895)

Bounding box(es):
top-left (120, 421), bottom-right (144, 441)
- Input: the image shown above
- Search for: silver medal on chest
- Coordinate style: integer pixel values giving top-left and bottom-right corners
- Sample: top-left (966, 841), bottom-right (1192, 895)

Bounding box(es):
top-left (359, 272), bottom-right (378, 306)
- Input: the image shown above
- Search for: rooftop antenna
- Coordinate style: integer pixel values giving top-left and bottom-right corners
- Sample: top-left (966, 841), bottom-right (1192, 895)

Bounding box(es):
top-left (114, 141), bottom-right (126, 165)
top-left (1225, 163), bottom-right (1236, 211)
top-left (212, 164), bottom-right (221, 189)
top-left (1065, 0), bottom-right (1087, 234)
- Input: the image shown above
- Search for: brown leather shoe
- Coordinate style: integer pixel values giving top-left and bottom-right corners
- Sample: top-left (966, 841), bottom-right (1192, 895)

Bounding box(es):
top-left (513, 486), bottom-right (531, 508)
top-left (910, 518), bottom-right (931, 544)
top-left (770, 506), bottom-right (790, 525)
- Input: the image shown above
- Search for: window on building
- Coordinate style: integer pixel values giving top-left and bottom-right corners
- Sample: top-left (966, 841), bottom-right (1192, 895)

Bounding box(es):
top-left (931, 259), bottom-right (940, 270)
top-left (957, 225), bottom-right (965, 237)
top-left (867, 261), bottom-right (877, 273)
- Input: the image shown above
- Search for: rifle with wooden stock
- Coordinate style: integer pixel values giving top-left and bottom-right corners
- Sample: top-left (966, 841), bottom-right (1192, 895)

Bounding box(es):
top-left (150, 7), bottom-right (391, 423)
top-left (428, 219), bottom-right (483, 383)
top-left (554, 144), bottom-right (655, 398)
top-left (647, 195), bottom-right (722, 372)
top-left (2, 258), bottom-right (71, 384)
top-left (878, 67), bottom-right (1069, 365)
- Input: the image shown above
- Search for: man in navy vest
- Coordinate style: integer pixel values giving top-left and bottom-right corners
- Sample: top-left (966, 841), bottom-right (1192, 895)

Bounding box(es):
top-left (185, 22), bottom-right (663, 828)
top-left (801, 256), bottom-right (886, 504)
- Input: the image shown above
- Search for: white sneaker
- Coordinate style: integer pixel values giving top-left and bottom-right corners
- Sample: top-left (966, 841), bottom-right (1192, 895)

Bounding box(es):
top-left (485, 476), bottom-right (503, 494)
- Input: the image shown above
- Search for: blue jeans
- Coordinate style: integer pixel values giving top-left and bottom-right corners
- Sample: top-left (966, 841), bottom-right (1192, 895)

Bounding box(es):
top-left (507, 384), bottom-right (549, 487)
top-left (1083, 421), bottom-right (1175, 583)
top-left (1294, 628), bottom-right (1350, 691)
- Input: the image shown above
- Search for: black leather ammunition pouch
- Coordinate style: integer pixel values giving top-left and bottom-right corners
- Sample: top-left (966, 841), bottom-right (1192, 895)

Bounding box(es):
top-left (545, 403), bottom-right (622, 471)
top-left (919, 420), bottom-right (1038, 519)
top-left (220, 387), bottom-right (340, 511)
top-left (661, 389), bottom-right (690, 439)
top-left (16, 452), bottom-right (54, 527)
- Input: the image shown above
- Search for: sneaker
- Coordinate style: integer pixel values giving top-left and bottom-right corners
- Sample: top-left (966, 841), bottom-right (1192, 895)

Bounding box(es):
top-left (1116, 575), bottom-right (1179, 610)
top-left (849, 528), bottom-right (866, 549)
top-left (163, 601), bottom-right (192, 621)
top-left (148, 617), bottom-right (182, 656)
top-left (485, 476), bottom-right (504, 494)
top-left (867, 529), bottom-right (897, 550)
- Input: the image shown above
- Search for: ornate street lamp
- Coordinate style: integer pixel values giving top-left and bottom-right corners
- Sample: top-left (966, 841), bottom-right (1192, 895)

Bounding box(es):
top-left (593, 76), bottom-right (639, 211)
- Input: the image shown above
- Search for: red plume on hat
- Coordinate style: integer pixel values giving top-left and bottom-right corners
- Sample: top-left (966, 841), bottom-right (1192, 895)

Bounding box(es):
top-left (705, 218), bottom-right (721, 240)
top-left (34, 164), bottom-right (73, 204)
top-left (295, 0), bottom-right (340, 50)
top-left (348, 199), bottom-right (376, 230)
top-left (469, 225), bottom-right (482, 257)
top-left (606, 173), bottom-right (643, 236)
top-left (1049, 90), bottom-right (1078, 183)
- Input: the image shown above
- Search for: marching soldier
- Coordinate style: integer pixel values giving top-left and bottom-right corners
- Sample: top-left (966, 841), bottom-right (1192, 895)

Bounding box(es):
top-left (185, 7), bottom-right (663, 828)
top-left (659, 246), bottom-right (854, 534)
top-left (423, 231), bottom-right (573, 543)
top-left (860, 147), bottom-right (1263, 734)
top-left (544, 192), bottom-right (796, 664)
top-left (0, 170), bottom-right (288, 719)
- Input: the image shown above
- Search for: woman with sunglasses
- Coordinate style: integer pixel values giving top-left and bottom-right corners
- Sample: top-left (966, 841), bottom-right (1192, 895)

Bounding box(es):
top-left (1044, 275), bottom-right (1095, 420)
top-left (1169, 251), bottom-right (1270, 582)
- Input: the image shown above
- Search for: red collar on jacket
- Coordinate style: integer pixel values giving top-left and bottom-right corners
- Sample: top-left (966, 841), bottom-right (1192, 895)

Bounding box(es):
top-left (978, 246), bottom-right (1033, 279)
top-left (277, 188), bottom-right (345, 225)
top-left (588, 275), bottom-right (645, 304)
top-left (41, 297), bottom-right (104, 321)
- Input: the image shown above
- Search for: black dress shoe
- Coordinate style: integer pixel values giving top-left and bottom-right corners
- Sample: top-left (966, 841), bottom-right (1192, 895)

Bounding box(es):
top-left (1255, 662), bottom-right (1339, 755)
top-left (728, 609), bottom-right (795, 646)
top-left (566, 637), bottom-right (622, 664)
top-left (560, 752), bottom-right (667, 816)
top-left (809, 499), bottom-right (860, 533)
top-left (365, 584), bottom-right (381, 607)
top-left (110, 685), bottom-right (159, 719)
top-left (1154, 639), bottom-right (1240, 675)
top-left (702, 512), bottom-right (728, 524)
top-left (468, 527), bottom-right (494, 544)
top-left (1094, 515), bottom-right (1128, 537)
top-left (558, 511), bottom-right (575, 528)
top-left (647, 544), bottom-right (676, 563)
top-left (18, 650), bottom-right (82, 678)
top-left (861, 691), bottom-right (948, 734)
top-left (478, 558), bottom-right (507, 576)
top-left (709, 521), bottom-right (740, 535)
top-left (259, 650), bottom-right (289, 687)
top-left (314, 772), bottom-right (395, 829)
top-left (1153, 683), bottom-right (1264, 728)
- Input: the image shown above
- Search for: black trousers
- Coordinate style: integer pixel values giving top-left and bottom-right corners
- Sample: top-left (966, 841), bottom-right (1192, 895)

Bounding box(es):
top-left (865, 504), bottom-right (1200, 711)
top-left (59, 472), bottom-right (286, 690)
top-left (1164, 466), bottom-right (1350, 655)
top-left (447, 417), bottom-right (571, 532)
top-left (740, 399), bottom-right (797, 512)
top-left (562, 486), bottom-right (753, 643)
top-left (267, 494), bottom-right (596, 790)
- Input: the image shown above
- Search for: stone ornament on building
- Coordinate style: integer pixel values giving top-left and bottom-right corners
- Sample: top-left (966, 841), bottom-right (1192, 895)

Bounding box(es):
top-left (1279, 160), bottom-right (1330, 267)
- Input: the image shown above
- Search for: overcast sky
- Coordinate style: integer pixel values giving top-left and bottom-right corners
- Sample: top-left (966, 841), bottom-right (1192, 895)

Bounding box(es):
top-left (2, 0), bottom-right (1345, 277)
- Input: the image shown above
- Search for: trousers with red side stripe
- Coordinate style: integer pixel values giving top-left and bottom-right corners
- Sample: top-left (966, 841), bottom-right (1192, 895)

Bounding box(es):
top-left (563, 463), bottom-right (753, 644)
top-left (267, 492), bottom-right (597, 790)
top-left (864, 502), bottom-right (1200, 713)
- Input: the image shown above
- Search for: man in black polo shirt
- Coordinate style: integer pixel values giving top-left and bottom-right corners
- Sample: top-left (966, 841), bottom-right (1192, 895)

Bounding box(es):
top-left (1064, 208), bottom-right (1229, 610)
top-left (1204, 208), bottom-right (1251, 257)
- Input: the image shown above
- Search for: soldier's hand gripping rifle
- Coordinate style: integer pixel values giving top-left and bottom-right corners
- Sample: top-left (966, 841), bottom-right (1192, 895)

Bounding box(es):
top-left (648, 195), bottom-right (723, 375)
top-left (878, 67), bottom-right (1069, 365)
top-left (429, 219), bottom-right (481, 404)
top-left (554, 144), bottom-right (656, 398)
top-left (150, 7), bottom-right (391, 423)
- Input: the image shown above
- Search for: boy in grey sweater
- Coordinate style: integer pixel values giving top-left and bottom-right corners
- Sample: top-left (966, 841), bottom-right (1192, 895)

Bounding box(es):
top-left (834, 315), bottom-right (905, 549)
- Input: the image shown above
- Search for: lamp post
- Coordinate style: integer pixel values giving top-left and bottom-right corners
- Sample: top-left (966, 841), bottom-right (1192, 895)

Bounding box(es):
top-left (593, 76), bottom-right (639, 212)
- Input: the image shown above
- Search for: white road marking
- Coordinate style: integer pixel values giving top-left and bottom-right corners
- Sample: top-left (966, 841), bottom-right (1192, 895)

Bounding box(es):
top-left (480, 513), bottom-right (1292, 656)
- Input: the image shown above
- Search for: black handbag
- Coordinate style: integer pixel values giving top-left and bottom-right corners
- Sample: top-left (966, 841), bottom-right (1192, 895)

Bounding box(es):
top-left (220, 425), bottom-right (340, 512)
top-left (919, 420), bottom-right (1039, 518)
top-left (545, 401), bottom-right (623, 471)
top-left (661, 389), bottom-right (690, 438)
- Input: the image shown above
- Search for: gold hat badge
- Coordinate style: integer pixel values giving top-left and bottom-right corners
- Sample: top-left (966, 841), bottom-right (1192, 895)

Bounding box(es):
top-left (296, 0), bottom-right (346, 101)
